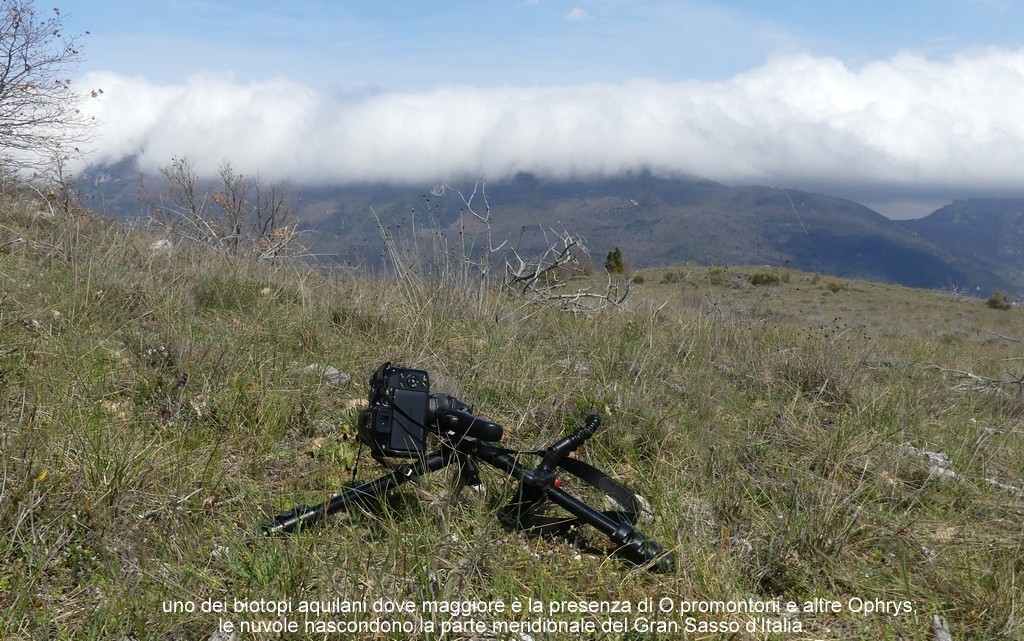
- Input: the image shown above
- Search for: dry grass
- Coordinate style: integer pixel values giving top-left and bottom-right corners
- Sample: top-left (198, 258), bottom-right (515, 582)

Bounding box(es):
top-left (1, 196), bottom-right (1022, 639)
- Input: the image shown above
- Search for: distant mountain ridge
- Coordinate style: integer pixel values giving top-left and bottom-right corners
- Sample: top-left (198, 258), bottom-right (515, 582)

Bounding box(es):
top-left (898, 198), bottom-right (1024, 292)
top-left (74, 161), bottom-right (1024, 297)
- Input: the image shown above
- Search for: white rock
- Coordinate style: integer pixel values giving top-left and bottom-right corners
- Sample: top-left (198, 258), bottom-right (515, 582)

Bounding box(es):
top-left (150, 239), bottom-right (174, 254)
top-left (300, 364), bottom-right (351, 385)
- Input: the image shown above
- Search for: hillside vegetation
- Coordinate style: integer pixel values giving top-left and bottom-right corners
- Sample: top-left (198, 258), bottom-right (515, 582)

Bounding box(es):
top-left (1, 193), bottom-right (1023, 640)
top-left (79, 166), bottom-right (1024, 297)
top-left (901, 198), bottom-right (1024, 285)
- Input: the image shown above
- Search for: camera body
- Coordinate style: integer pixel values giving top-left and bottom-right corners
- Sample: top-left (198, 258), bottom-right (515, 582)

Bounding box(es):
top-left (358, 362), bottom-right (431, 458)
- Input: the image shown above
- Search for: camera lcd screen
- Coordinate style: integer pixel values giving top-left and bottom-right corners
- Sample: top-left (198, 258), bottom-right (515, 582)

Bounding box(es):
top-left (388, 384), bottom-right (428, 454)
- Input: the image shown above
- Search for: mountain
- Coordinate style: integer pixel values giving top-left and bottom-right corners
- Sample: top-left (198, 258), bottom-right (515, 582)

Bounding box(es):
top-left (899, 198), bottom-right (1024, 293)
top-left (73, 161), bottom-right (1022, 296)
top-left (463, 174), bottom-right (1005, 291)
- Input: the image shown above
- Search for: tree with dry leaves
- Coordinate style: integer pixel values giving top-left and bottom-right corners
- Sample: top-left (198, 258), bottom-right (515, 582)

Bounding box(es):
top-left (0, 1), bottom-right (91, 174)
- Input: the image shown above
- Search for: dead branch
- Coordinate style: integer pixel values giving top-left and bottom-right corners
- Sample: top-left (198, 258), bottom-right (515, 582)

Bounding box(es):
top-left (930, 365), bottom-right (1024, 393)
top-left (502, 226), bottom-right (632, 314)
top-left (376, 179), bottom-right (633, 317)
top-left (504, 226), bottom-right (581, 295)
top-left (993, 332), bottom-right (1024, 345)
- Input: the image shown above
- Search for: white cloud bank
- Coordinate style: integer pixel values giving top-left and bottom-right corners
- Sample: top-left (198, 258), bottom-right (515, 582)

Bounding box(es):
top-left (76, 48), bottom-right (1024, 198)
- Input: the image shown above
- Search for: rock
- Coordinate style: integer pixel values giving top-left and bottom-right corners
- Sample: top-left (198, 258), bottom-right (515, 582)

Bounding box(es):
top-left (150, 239), bottom-right (174, 254)
top-left (300, 364), bottom-right (351, 385)
top-left (901, 445), bottom-right (957, 479)
top-left (555, 359), bottom-right (590, 375)
top-left (931, 615), bottom-right (953, 641)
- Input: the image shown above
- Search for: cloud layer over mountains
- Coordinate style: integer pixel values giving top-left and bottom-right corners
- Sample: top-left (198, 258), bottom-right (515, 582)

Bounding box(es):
top-left (77, 47), bottom-right (1024, 203)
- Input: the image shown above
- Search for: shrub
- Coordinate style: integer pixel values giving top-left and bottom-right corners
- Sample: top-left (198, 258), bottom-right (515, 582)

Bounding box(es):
top-left (748, 271), bottom-right (781, 286)
top-left (986, 291), bottom-right (1013, 310)
top-left (708, 266), bottom-right (727, 286)
top-left (605, 247), bottom-right (624, 274)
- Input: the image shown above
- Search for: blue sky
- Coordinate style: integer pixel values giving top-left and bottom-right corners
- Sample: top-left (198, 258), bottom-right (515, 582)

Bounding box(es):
top-left (57, 0), bottom-right (1024, 217)
top-left (61, 0), bottom-right (1024, 88)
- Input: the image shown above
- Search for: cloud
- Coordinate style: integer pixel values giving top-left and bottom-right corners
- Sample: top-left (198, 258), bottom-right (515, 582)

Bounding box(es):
top-left (74, 47), bottom-right (1024, 201)
top-left (565, 6), bottom-right (589, 21)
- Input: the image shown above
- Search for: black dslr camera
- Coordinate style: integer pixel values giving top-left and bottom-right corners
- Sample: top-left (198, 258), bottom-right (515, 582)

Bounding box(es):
top-left (357, 362), bottom-right (431, 458)
top-left (357, 362), bottom-right (487, 458)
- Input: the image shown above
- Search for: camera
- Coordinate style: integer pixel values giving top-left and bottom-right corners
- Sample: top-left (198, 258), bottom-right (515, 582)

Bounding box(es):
top-left (357, 362), bottom-right (431, 458)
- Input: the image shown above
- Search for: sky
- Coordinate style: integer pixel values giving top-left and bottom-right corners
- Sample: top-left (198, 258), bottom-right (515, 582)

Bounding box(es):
top-left (54, 0), bottom-right (1024, 218)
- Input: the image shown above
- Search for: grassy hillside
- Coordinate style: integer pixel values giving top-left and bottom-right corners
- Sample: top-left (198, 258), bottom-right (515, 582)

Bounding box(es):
top-left (1, 193), bottom-right (1022, 640)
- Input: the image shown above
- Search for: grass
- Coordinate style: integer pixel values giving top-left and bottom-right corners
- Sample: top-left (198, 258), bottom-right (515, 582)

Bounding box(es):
top-left (1, 193), bottom-right (1022, 639)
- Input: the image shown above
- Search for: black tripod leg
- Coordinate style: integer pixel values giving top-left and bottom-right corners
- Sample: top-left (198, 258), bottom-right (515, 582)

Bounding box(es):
top-left (497, 481), bottom-right (549, 530)
top-left (547, 486), bottom-right (675, 573)
top-left (261, 450), bottom-right (452, 535)
top-left (454, 453), bottom-right (482, 489)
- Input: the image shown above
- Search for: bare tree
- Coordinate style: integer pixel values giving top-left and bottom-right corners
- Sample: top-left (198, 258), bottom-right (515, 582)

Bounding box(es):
top-left (157, 156), bottom-right (217, 243)
top-left (0, 1), bottom-right (91, 172)
top-left (153, 156), bottom-right (304, 260)
top-left (212, 161), bottom-right (248, 251)
top-left (252, 178), bottom-right (298, 260)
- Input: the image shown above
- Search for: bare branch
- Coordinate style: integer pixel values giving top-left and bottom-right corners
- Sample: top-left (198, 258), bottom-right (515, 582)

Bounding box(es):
top-left (0, 1), bottom-right (94, 173)
top-left (501, 225), bottom-right (632, 314)
top-left (993, 332), bottom-right (1024, 345)
top-left (149, 156), bottom-right (305, 261)
top-left (931, 364), bottom-right (1024, 395)
top-left (376, 178), bottom-right (633, 320)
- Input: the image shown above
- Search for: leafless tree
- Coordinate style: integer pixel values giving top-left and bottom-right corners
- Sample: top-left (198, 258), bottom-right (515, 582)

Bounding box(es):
top-left (157, 156), bottom-right (215, 242)
top-left (214, 164), bottom-right (241, 244)
top-left (153, 156), bottom-right (304, 260)
top-left (0, 1), bottom-right (92, 174)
